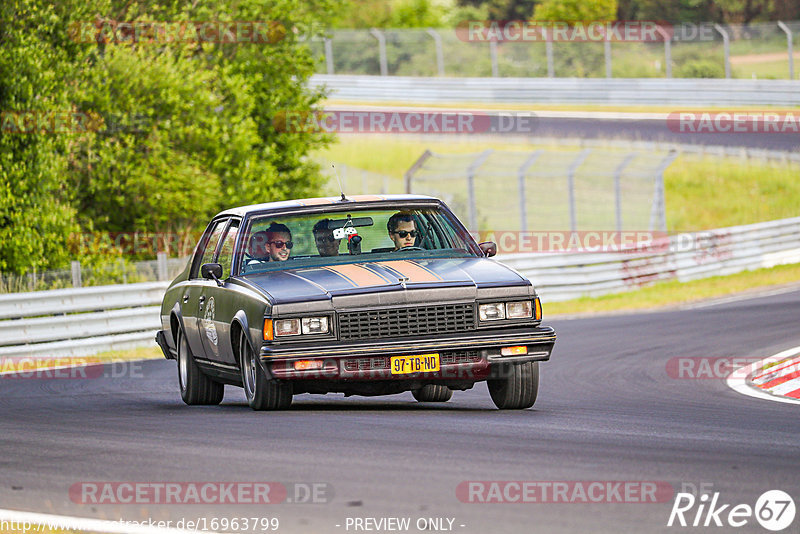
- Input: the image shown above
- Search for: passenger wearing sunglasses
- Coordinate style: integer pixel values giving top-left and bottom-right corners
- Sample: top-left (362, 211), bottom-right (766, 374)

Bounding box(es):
top-left (265, 222), bottom-right (293, 262)
top-left (387, 211), bottom-right (417, 250)
top-left (313, 219), bottom-right (341, 257)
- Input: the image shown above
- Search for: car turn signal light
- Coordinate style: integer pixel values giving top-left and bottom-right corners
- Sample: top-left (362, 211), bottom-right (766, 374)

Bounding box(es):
top-left (263, 319), bottom-right (273, 341)
top-left (501, 346), bottom-right (528, 356)
top-left (294, 360), bottom-right (323, 371)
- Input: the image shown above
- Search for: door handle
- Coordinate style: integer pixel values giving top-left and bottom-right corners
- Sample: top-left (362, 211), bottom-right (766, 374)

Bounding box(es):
top-left (198, 296), bottom-right (206, 308)
top-left (182, 294), bottom-right (189, 303)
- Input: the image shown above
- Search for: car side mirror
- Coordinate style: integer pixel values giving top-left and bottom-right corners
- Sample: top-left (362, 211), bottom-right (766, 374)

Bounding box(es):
top-left (479, 242), bottom-right (497, 258)
top-left (201, 263), bottom-right (224, 286)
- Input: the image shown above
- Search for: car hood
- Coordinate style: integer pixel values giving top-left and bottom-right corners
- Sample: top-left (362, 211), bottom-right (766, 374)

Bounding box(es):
top-left (241, 257), bottom-right (530, 305)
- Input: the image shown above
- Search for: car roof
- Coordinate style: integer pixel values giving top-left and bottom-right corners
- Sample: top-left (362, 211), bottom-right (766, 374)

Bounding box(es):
top-left (214, 194), bottom-right (441, 218)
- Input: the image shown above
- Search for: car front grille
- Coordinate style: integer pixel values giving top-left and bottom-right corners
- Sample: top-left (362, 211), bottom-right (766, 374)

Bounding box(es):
top-left (440, 350), bottom-right (482, 365)
top-left (343, 350), bottom-right (482, 372)
top-left (338, 303), bottom-right (475, 341)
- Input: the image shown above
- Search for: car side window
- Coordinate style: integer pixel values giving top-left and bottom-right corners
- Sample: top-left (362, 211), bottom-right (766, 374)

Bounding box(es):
top-left (192, 220), bottom-right (227, 279)
top-left (216, 220), bottom-right (240, 278)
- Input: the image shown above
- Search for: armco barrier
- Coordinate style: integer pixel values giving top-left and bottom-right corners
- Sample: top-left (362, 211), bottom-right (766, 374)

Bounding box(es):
top-left (0, 282), bottom-right (168, 358)
top-left (310, 75), bottom-right (800, 107)
top-left (498, 216), bottom-right (800, 302)
top-left (1, 217), bottom-right (799, 358)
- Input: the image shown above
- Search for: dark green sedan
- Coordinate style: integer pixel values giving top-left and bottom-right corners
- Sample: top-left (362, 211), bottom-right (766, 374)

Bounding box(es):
top-left (156, 195), bottom-right (556, 410)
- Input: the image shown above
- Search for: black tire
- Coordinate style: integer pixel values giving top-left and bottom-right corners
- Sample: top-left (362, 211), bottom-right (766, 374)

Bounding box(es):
top-left (239, 329), bottom-right (292, 410)
top-left (177, 327), bottom-right (224, 405)
top-left (412, 384), bottom-right (453, 402)
top-left (488, 362), bottom-right (539, 410)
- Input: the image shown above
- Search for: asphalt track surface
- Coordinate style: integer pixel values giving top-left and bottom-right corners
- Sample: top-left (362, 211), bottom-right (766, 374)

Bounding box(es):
top-left (528, 117), bottom-right (800, 151)
top-left (1, 289), bottom-right (799, 534)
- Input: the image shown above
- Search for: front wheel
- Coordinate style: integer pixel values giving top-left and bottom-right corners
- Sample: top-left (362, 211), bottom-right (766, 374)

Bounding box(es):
top-left (239, 330), bottom-right (292, 411)
top-left (488, 362), bottom-right (539, 410)
top-left (412, 384), bottom-right (453, 402)
top-left (177, 328), bottom-right (224, 405)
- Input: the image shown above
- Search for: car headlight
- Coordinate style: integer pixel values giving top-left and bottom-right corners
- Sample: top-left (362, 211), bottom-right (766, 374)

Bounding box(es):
top-left (275, 318), bottom-right (301, 336)
top-left (479, 303), bottom-right (506, 321)
top-left (479, 301), bottom-right (534, 322)
top-left (302, 316), bottom-right (329, 335)
top-left (505, 301), bottom-right (532, 319)
top-left (273, 316), bottom-right (330, 337)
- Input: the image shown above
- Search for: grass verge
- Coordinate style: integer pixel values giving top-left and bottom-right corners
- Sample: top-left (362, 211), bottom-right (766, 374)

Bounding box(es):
top-left (89, 345), bottom-right (163, 363)
top-left (544, 263), bottom-right (800, 316)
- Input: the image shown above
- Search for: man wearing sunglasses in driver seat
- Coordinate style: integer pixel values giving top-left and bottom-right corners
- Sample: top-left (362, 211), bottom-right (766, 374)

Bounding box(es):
top-left (387, 211), bottom-right (418, 251)
top-left (265, 222), bottom-right (293, 261)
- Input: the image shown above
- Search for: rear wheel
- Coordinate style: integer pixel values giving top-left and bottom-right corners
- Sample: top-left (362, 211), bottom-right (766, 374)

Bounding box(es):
top-left (239, 329), bottom-right (292, 410)
top-left (177, 328), bottom-right (224, 405)
top-left (488, 362), bottom-right (539, 409)
top-left (412, 384), bottom-right (453, 402)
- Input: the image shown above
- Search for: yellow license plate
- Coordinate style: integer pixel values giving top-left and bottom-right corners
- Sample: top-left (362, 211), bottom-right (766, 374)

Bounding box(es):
top-left (390, 353), bottom-right (440, 375)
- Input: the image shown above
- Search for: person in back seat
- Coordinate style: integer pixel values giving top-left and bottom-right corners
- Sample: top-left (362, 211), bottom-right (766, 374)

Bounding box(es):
top-left (245, 230), bottom-right (270, 267)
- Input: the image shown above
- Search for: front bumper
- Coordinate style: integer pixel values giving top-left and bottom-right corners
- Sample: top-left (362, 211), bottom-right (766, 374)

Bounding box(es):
top-left (261, 326), bottom-right (555, 381)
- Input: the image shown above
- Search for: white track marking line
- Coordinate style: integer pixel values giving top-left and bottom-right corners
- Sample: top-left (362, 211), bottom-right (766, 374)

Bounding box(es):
top-left (0, 508), bottom-right (218, 534)
top-left (726, 346), bottom-right (800, 405)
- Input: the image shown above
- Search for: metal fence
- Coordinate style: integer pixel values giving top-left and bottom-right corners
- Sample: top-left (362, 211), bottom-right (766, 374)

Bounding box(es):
top-left (309, 22), bottom-right (800, 79)
top-left (0, 254), bottom-right (188, 294)
top-left (403, 148), bottom-right (675, 233)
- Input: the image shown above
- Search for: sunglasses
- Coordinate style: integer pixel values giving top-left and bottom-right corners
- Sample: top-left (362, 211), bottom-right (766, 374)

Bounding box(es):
top-left (315, 235), bottom-right (338, 243)
top-left (268, 240), bottom-right (293, 249)
top-left (392, 230), bottom-right (417, 238)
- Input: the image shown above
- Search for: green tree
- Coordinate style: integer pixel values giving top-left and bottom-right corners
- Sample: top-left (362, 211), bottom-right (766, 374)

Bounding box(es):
top-left (456, 0), bottom-right (538, 20)
top-left (0, 0), bottom-right (92, 274)
top-left (534, 0), bottom-right (617, 22)
top-left (332, 0), bottom-right (449, 28)
top-left (1, 0), bottom-right (338, 271)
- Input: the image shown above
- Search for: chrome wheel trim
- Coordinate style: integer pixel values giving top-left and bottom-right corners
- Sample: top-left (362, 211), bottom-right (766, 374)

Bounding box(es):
top-left (241, 332), bottom-right (256, 398)
top-left (178, 333), bottom-right (188, 390)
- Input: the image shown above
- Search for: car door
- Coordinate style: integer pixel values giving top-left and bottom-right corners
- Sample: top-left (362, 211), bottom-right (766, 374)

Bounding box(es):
top-left (198, 218), bottom-right (241, 365)
top-left (182, 218), bottom-right (228, 359)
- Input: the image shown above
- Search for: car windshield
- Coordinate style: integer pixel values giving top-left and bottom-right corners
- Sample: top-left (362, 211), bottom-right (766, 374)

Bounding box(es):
top-left (237, 205), bottom-right (479, 275)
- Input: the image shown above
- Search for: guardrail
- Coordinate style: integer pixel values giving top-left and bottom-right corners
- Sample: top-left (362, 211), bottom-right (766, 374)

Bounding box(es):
top-left (498, 216), bottom-right (800, 302)
top-left (310, 75), bottom-right (800, 106)
top-left (2, 217), bottom-right (799, 358)
top-left (0, 282), bottom-right (168, 358)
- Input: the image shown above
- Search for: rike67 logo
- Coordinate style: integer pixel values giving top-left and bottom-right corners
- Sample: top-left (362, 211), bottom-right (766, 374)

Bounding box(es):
top-left (668, 489), bottom-right (795, 531)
